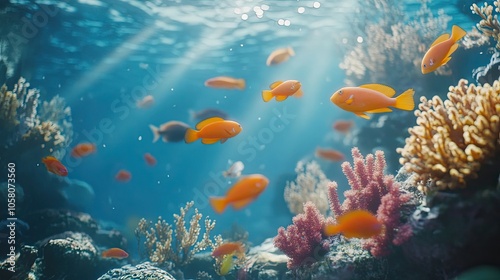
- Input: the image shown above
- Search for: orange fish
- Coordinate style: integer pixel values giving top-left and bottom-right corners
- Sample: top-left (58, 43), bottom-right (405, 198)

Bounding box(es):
top-left (144, 153), bottom-right (157, 166)
top-left (266, 47), bottom-right (295, 66)
top-left (101, 248), bottom-right (129, 259)
top-left (210, 174), bottom-right (269, 214)
top-left (262, 80), bottom-right (303, 102)
top-left (212, 242), bottom-right (245, 259)
top-left (330, 84), bottom-right (415, 119)
top-left (71, 143), bottom-right (96, 158)
top-left (136, 94), bottom-right (155, 109)
top-left (421, 25), bottom-right (466, 74)
top-left (332, 120), bottom-right (354, 134)
top-left (42, 156), bottom-right (68, 176)
top-left (323, 210), bottom-right (383, 239)
top-left (205, 76), bottom-right (245, 90)
top-left (115, 169), bottom-right (131, 182)
top-left (184, 117), bottom-right (242, 144)
top-left (315, 148), bottom-right (345, 162)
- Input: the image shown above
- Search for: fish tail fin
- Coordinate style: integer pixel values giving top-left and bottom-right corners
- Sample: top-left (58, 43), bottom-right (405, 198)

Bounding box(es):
top-left (237, 79), bottom-right (246, 90)
top-left (394, 89), bottom-right (415, 111)
top-left (451, 25), bottom-right (467, 42)
top-left (149, 125), bottom-right (160, 143)
top-left (323, 224), bottom-right (341, 237)
top-left (184, 128), bottom-right (199, 143)
top-left (262, 90), bottom-right (274, 102)
top-left (210, 197), bottom-right (227, 214)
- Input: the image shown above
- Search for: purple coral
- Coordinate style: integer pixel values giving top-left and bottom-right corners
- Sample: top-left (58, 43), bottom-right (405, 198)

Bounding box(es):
top-left (274, 202), bottom-right (330, 269)
top-left (328, 147), bottom-right (412, 257)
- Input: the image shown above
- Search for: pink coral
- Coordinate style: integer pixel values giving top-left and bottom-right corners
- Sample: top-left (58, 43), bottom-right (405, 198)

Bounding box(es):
top-left (328, 147), bottom-right (412, 257)
top-left (273, 201), bottom-right (330, 269)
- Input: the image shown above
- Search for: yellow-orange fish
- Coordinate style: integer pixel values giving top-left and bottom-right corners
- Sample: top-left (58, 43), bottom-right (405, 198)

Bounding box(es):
top-left (330, 84), bottom-right (414, 119)
top-left (323, 210), bottom-right (383, 239)
top-left (421, 25), bottom-right (466, 74)
top-left (266, 47), bottom-right (295, 66)
top-left (210, 174), bottom-right (269, 214)
top-left (205, 76), bottom-right (246, 90)
top-left (42, 156), bottom-right (68, 177)
top-left (212, 242), bottom-right (245, 259)
top-left (262, 80), bottom-right (303, 102)
top-left (184, 117), bottom-right (242, 144)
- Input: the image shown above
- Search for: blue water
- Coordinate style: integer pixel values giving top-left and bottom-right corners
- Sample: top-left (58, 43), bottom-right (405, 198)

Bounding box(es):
top-left (2, 0), bottom-right (483, 251)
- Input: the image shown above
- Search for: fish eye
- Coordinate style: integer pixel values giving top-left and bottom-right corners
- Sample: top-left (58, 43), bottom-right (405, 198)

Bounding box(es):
top-left (423, 64), bottom-right (426, 68)
top-left (338, 90), bottom-right (343, 95)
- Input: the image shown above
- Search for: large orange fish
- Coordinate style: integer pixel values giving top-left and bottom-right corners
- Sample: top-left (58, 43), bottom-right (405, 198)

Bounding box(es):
top-left (42, 156), bottom-right (68, 176)
top-left (205, 76), bottom-right (245, 90)
top-left (421, 25), bottom-right (466, 74)
top-left (330, 84), bottom-right (415, 119)
top-left (262, 80), bottom-right (303, 102)
top-left (71, 143), bottom-right (96, 158)
top-left (210, 174), bottom-right (269, 214)
top-left (212, 242), bottom-right (245, 259)
top-left (101, 248), bottom-right (129, 259)
top-left (323, 210), bottom-right (383, 239)
top-left (184, 117), bottom-right (242, 144)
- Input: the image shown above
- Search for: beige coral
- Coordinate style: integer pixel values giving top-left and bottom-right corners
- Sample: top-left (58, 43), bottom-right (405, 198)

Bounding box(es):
top-left (135, 201), bottom-right (222, 267)
top-left (397, 79), bottom-right (500, 191)
top-left (472, 1), bottom-right (500, 49)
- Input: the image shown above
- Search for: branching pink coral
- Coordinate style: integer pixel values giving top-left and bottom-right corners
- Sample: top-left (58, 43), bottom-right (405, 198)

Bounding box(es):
top-left (273, 201), bottom-right (330, 269)
top-left (328, 147), bottom-right (412, 257)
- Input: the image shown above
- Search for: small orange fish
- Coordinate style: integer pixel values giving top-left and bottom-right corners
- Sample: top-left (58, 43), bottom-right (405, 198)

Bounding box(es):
top-left (266, 47), bottom-right (295, 66)
top-left (332, 120), bottom-right (354, 134)
top-left (212, 242), bottom-right (245, 259)
top-left (315, 148), bottom-right (345, 162)
top-left (42, 156), bottom-right (68, 176)
top-left (205, 76), bottom-right (246, 90)
top-left (421, 25), bottom-right (466, 74)
top-left (330, 84), bottom-right (415, 119)
top-left (144, 153), bottom-right (157, 166)
top-left (115, 169), bottom-right (131, 182)
top-left (184, 117), bottom-right (242, 144)
top-left (262, 80), bottom-right (303, 102)
top-left (101, 248), bottom-right (129, 259)
top-left (323, 210), bottom-right (383, 239)
top-left (71, 143), bottom-right (96, 158)
top-left (210, 174), bottom-right (269, 214)
top-left (136, 94), bottom-right (155, 109)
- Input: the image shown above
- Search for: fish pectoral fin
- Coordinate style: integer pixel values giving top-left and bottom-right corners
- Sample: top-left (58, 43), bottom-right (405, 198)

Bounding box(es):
top-left (365, 107), bottom-right (392, 113)
top-left (231, 198), bottom-right (254, 210)
top-left (354, 112), bottom-right (370, 119)
top-left (275, 95), bottom-right (288, 102)
top-left (220, 138), bottom-right (227, 144)
top-left (345, 95), bottom-right (354, 105)
top-left (443, 44), bottom-right (459, 62)
top-left (441, 56), bottom-right (452, 65)
top-left (201, 138), bottom-right (220, 144)
top-left (292, 89), bottom-right (303, 98)
top-left (195, 117), bottom-right (225, 130)
top-left (430, 33), bottom-right (449, 47)
top-left (359, 84), bottom-right (396, 97)
top-left (269, 80), bottom-right (283, 89)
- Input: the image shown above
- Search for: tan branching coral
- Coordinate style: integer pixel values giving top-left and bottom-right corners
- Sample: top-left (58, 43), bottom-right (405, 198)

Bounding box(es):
top-left (284, 160), bottom-right (330, 215)
top-left (397, 79), bottom-right (500, 191)
top-left (135, 201), bottom-right (223, 267)
top-left (472, 1), bottom-right (500, 49)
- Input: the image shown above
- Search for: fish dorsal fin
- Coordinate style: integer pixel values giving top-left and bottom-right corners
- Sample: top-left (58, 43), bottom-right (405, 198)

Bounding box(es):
top-left (444, 44), bottom-right (459, 60)
top-left (231, 198), bottom-right (254, 210)
top-left (201, 138), bottom-right (220, 144)
top-left (359, 84), bottom-right (396, 97)
top-left (430, 33), bottom-right (449, 47)
top-left (269, 81), bottom-right (283, 89)
top-left (196, 117), bottom-right (225, 130)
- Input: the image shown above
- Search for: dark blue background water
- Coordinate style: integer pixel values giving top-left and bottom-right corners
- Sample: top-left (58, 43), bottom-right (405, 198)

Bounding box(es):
top-left (3, 0), bottom-right (482, 250)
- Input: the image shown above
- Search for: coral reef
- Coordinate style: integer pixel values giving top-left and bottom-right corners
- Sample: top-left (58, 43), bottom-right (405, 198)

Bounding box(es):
top-left (284, 160), bottom-right (330, 215)
top-left (135, 201), bottom-right (222, 268)
top-left (97, 262), bottom-right (176, 280)
top-left (397, 78), bottom-right (500, 191)
top-left (473, 51), bottom-right (500, 85)
top-left (273, 202), bottom-right (331, 269)
top-left (328, 148), bottom-right (413, 257)
top-left (472, 1), bottom-right (500, 49)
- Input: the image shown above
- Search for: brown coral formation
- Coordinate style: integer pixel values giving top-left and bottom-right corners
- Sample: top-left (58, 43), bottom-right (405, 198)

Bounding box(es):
top-left (397, 79), bottom-right (500, 191)
top-left (135, 201), bottom-right (222, 267)
top-left (472, 1), bottom-right (500, 49)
